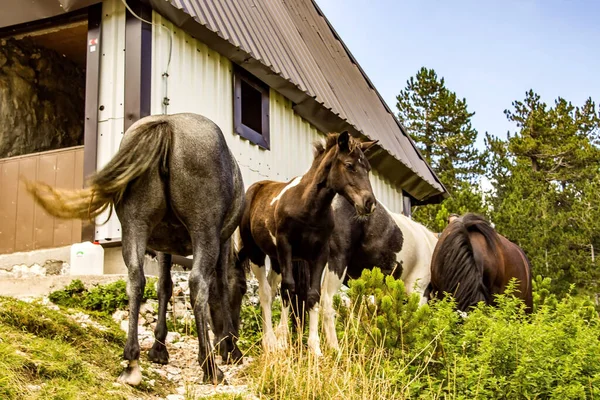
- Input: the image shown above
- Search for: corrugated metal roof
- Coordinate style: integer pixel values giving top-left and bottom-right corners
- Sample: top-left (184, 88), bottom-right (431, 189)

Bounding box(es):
top-left (150, 0), bottom-right (447, 201)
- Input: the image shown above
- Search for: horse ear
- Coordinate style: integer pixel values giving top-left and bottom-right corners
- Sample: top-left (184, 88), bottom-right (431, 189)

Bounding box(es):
top-left (337, 131), bottom-right (350, 152)
top-left (360, 140), bottom-right (378, 152)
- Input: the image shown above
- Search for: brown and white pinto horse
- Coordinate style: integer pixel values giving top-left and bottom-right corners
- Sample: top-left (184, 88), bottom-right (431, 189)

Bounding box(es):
top-left (427, 213), bottom-right (533, 313)
top-left (236, 131), bottom-right (377, 355)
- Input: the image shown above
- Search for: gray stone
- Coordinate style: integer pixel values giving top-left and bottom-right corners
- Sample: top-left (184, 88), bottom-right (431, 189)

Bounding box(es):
top-left (44, 260), bottom-right (64, 276)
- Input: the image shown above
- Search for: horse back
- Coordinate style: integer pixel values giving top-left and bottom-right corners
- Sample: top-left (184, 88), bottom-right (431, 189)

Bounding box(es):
top-left (499, 236), bottom-right (533, 311)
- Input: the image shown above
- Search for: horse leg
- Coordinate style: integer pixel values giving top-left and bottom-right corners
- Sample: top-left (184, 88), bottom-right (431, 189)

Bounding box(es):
top-left (321, 263), bottom-right (346, 351)
top-left (276, 235), bottom-right (295, 309)
top-left (306, 250), bottom-right (328, 357)
top-left (211, 238), bottom-right (243, 364)
top-left (187, 231), bottom-right (224, 384)
top-left (117, 227), bottom-right (150, 386)
top-left (251, 261), bottom-right (279, 352)
top-left (227, 254), bottom-right (247, 359)
top-left (268, 261), bottom-right (289, 347)
top-left (148, 252), bottom-right (172, 364)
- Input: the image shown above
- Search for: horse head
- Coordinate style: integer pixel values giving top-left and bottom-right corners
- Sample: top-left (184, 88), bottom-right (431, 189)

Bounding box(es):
top-left (317, 131), bottom-right (378, 216)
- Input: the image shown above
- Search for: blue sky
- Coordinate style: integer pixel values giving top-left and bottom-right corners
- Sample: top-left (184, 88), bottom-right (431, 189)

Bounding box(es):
top-left (315, 0), bottom-right (600, 149)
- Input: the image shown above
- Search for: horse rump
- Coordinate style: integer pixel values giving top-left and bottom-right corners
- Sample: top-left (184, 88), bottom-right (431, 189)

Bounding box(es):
top-left (430, 213), bottom-right (493, 312)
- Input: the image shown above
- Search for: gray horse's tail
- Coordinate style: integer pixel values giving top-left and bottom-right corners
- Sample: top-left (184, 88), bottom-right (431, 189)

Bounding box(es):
top-left (291, 260), bottom-right (311, 330)
top-left (432, 213), bottom-right (496, 311)
top-left (25, 118), bottom-right (172, 222)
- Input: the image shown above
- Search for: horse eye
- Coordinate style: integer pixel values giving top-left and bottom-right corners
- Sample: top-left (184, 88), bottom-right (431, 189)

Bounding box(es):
top-left (345, 162), bottom-right (355, 171)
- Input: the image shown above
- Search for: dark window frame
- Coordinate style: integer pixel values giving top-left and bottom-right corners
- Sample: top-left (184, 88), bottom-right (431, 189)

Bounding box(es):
top-left (233, 66), bottom-right (270, 149)
top-left (402, 191), bottom-right (412, 218)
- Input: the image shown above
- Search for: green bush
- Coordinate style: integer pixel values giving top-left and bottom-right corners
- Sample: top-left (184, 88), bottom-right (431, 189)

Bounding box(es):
top-left (336, 268), bottom-right (600, 399)
top-left (49, 278), bottom-right (158, 315)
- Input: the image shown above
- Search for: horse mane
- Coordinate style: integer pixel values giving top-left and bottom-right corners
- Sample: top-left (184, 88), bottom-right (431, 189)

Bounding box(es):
top-left (460, 213), bottom-right (499, 256)
top-left (313, 132), bottom-right (361, 158)
top-left (431, 213), bottom-right (499, 311)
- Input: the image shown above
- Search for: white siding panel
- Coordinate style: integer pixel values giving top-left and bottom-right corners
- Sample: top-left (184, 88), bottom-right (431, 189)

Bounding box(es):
top-left (150, 11), bottom-right (403, 213)
top-left (95, 0), bottom-right (125, 241)
top-left (372, 169), bottom-right (403, 215)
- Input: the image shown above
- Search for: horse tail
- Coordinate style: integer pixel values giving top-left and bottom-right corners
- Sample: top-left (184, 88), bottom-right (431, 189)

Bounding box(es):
top-left (432, 213), bottom-right (496, 311)
top-left (233, 181), bottom-right (267, 275)
top-left (25, 118), bottom-right (172, 222)
top-left (291, 260), bottom-right (311, 330)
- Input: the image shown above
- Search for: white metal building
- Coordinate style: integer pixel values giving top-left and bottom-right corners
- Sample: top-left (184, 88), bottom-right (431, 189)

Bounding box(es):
top-left (0, 0), bottom-right (446, 263)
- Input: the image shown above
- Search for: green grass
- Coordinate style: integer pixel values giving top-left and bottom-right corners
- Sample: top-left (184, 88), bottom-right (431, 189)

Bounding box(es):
top-left (0, 296), bottom-right (173, 400)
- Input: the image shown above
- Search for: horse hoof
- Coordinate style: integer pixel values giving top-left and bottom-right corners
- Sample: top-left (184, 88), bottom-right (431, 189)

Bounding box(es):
top-left (262, 331), bottom-right (281, 353)
top-left (202, 367), bottom-right (227, 385)
top-left (226, 347), bottom-right (243, 365)
top-left (281, 282), bottom-right (296, 302)
top-left (307, 338), bottom-right (322, 357)
top-left (148, 344), bottom-right (169, 365)
top-left (117, 361), bottom-right (143, 386)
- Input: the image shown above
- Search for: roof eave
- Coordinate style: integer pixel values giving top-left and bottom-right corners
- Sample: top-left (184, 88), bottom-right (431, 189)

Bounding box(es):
top-left (144, 0), bottom-right (447, 203)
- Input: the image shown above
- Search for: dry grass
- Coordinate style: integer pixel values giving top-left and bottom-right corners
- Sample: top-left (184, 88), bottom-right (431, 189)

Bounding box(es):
top-left (244, 302), bottom-right (443, 400)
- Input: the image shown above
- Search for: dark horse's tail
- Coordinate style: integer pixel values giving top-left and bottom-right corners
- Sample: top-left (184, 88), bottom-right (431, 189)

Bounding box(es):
top-left (25, 118), bottom-right (172, 222)
top-left (291, 260), bottom-right (311, 330)
top-left (432, 213), bottom-right (498, 312)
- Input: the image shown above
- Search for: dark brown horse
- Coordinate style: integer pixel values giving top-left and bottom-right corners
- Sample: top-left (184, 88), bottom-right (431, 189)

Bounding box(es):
top-left (427, 213), bottom-right (533, 313)
top-left (235, 131), bottom-right (377, 355)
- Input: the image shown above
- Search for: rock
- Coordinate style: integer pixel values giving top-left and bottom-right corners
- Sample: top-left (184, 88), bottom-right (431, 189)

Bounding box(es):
top-left (176, 386), bottom-right (186, 395)
top-left (166, 332), bottom-right (181, 344)
top-left (0, 37), bottom-right (85, 158)
top-left (139, 302), bottom-right (155, 316)
top-left (44, 260), bottom-right (64, 276)
top-left (120, 320), bottom-right (129, 332)
top-left (26, 384), bottom-right (41, 392)
top-left (166, 395), bottom-right (184, 400)
top-left (140, 337), bottom-right (154, 350)
top-left (166, 366), bottom-right (181, 376)
top-left (112, 310), bottom-right (128, 323)
top-left (28, 264), bottom-right (46, 276)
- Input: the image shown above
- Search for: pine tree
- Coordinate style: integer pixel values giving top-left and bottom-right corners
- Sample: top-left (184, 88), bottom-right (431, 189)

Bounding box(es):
top-left (487, 91), bottom-right (600, 294)
top-left (396, 67), bottom-right (487, 231)
top-left (396, 67), bottom-right (485, 188)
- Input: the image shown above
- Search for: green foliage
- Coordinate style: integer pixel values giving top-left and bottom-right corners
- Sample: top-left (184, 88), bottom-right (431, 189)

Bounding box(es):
top-left (237, 297), bottom-right (282, 355)
top-left (0, 297), bottom-right (172, 399)
top-left (397, 68), bottom-right (600, 294)
top-left (487, 91), bottom-right (600, 295)
top-left (336, 268), bottom-right (600, 399)
top-left (49, 278), bottom-right (158, 315)
top-left (396, 67), bottom-right (485, 187)
top-left (396, 67), bottom-right (488, 231)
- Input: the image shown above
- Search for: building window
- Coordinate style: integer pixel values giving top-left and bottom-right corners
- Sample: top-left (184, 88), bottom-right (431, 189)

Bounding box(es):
top-left (402, 191), bottom-right (412, 218)
top-left (233, 67), bottom-right (270, 149)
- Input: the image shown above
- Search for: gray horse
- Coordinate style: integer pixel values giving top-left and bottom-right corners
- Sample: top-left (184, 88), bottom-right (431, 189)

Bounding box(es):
top-left (26, 113), bottom-right (245, 385)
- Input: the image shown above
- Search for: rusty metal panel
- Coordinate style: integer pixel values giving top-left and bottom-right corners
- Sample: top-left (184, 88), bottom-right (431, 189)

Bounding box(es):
top-left (153, 0), bottom-right (446, 201)
top-left (53, 151), bottom-right (77, 247)
top-left (15, 157), bottom-right (37, 252)
top-left (0, 146), bottom-right (84, 255)
top-left (34, 153), bottom-right (58, 250)
top-left (72, 149), bottom-right (84, 243)
top-left (0, 161), bottom-right (19, 254)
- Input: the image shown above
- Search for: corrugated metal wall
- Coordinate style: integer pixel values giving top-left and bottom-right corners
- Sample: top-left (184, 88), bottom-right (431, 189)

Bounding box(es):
top-left (0, 147), bottom-right (84, 255)
top-left (94, 0), bottom-right (126, 241)
top-left (151, 12), bottom-right (404, 213)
